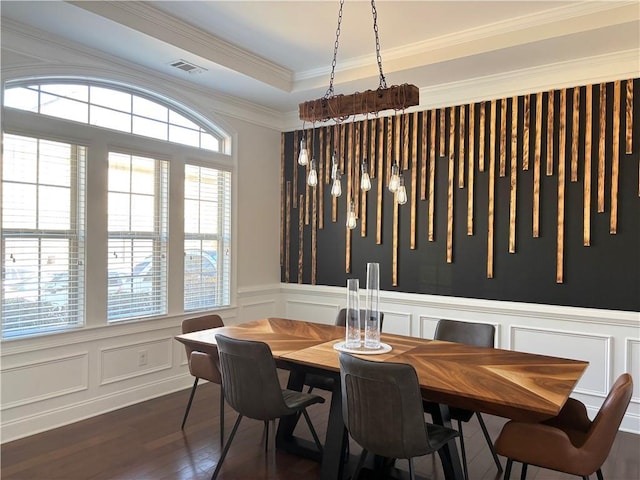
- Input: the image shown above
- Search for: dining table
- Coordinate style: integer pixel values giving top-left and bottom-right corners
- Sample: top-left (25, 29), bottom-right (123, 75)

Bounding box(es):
top-left (175, 317), bottom-right (589, 480)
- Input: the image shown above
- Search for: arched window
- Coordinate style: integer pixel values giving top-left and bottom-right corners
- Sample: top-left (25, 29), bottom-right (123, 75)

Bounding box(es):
top-left (2, 79), bottom-right (233, 338)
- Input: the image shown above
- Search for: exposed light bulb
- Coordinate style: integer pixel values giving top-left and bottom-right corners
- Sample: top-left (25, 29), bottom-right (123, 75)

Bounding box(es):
top-left (298, 138), bottom-right (309, 166)
top-left (307, 159), bottom-right (318, 187)
top-left (331, 177), bottom-right (342, 197)
top-left (360, 159), bottom-right (371, 191)
top-left (397, 175), bottom-right (408, 205)
top-left (346, 201), bottom-right (357, 229)
top-left (388, 163), bottom-right (400, 192)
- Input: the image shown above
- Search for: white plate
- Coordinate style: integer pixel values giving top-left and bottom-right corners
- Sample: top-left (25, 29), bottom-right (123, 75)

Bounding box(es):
top-left (333, 341), bottom-right (392, 355)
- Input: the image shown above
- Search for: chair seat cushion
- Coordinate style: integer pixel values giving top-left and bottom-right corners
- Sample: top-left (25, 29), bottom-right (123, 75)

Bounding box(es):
top-left (282, 389), bottom-right (325, 411)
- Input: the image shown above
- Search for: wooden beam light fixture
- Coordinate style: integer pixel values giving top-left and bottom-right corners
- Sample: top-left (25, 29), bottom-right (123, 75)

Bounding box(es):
top-left (298, 0), bottom-right (419, 124)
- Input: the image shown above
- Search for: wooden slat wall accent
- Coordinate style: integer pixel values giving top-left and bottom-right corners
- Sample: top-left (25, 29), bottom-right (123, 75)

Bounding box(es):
top-left (361, 121), bottom-right (368, 238)
top-left (312, 181), bottom-right (317, 285)
top-left (305, 131), bottom-right (311, 226)
top-left (447, 108), bottom-right (455, 263)
top-left (412, 112), bottom-right (418, 177)
top-left (339, 123), bottom-right (346, 173)
top-left (547, 90), bottom-right (555, 176)
top-left (439, 108), bottom-right (446, 157)
top-left (386, 117), bottom-right (393, 184)
top-left (571, 88), bottom-right (580, 182)
top-left (377, 118), bottom-right (383, 181)
top-left (459, 105), bottom-right (466, 188)
top-left (325, 127), bottom-right (332, 185)
top-left (429, 109), bottom-right (437, 241)
top-left (611, 80), bottom-right (621, 234)
top-left (404, 112), bottom-right (411, 171)
top-left (377, 118), bottom-right (385, 245)
top-left (598, 83), bottom-right (606, 212)
top-left (556, 89), bottom-right (567, 284)
top-left (395, 115), bottom-right (402, 171)
top-left (479, 102), bottom-right (486, 172)
top-left (285, 181), bottom-right (291, 282)
top-left (370, 119), bottom-right (377, 178)
top-left (584, 85), bottom-right (593, 247)
top-left (421, 112), bottom-right (427, 200)
top-left (487, 109), bottom-right (496, 278)
top-left (523, 95), bottom-right (530, 170)
top-left (298, 194), bottom-right (304, 283)
top-left (627, 79), bottom-right (634, 156)
top-left (354, 122), bottom-right (360, 217)
top-left (559, 89), bottom-right (567, 193)
top-left (500, 98), bottom-right (507, 177)
top-left (509, 96), bottom-right (518, 254)
top-left (319, 128), bottom-right (325, 229)
top-left (293, 131), bottom-right (299, 208)
top-left (490, 100), bottom-right (497, 176)
top-left (392, 196), bottom-right (399, 286)
top-left (280, 133), bottom-right (285, 266)
top-left (411, 114), bottom-right (418, 249)
top-left (533, 93), bottom-right (542, 238)
top-left (468, 103), bottom-right (475, 236)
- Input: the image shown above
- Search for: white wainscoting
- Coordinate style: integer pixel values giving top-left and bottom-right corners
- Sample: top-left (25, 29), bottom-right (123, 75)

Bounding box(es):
top-left (280, 283), bottom-right (640, 434)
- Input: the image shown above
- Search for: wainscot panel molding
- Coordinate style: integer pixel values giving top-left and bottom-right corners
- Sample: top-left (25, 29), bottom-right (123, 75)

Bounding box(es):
top-left (279, 283), bottom-right (639, 434)
top-left (99, 338), bottom-right (173, 386)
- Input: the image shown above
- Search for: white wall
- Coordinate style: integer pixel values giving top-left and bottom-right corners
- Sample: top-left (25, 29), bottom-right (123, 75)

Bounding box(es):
top-left (1, 20), bottom-right (638, 443)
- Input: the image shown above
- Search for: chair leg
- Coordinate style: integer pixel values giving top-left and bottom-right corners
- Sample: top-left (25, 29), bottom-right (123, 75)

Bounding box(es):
top-left (211, 414), bottom-right (243, 480)
top-left (520, 463), bottom-right (528, 480)
top-left (219, 387), bottom-right (225, 445)
top-left (596, 469), bottom-right (603, 480)
top-left (264, 421), bottom-right (269, 452)
top-left (476, 412), bottom-right (502, 472)
top-left (408, 457), bottom-right (416, 480)
top-left (504, 458), bottom-right (513, 480)
top-left (352, 448), bottom-right (368, 480)
top-left (457, 419), bottom-right (469, 480)
top-left (181, 378), bottom-right (199, 429)
top-left (269, 418), bottom-right (277, 472)
top-left (301, 409), bottom-right (324, 455)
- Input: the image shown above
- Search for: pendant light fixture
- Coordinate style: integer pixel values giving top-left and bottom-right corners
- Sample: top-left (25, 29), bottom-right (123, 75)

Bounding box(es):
top-left (360, 159), bottom-right (371, 192)
top-left (307, 158), bottom-right (318, 187)
top-left (298, 135), bottom-right (309, 166)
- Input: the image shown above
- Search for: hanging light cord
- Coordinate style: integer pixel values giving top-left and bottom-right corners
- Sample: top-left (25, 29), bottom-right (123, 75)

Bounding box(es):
top-left (371, 0), bottom-right (387, 90)
top-left (324, 0), bottom-right (345, 99)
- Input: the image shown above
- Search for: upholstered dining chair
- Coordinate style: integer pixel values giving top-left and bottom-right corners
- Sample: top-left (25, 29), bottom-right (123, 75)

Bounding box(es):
top-left (211, 334), bottom-right (325, 479)
top-left (339, 352), bottom-right (460, 480)
top-left (423, 319), bottom-right (501, 480)
top-left (495, 373), bottom-right (633, 480)
top-left (181, 314), bottom-right (225, 444)
top-left (305, 308), bottom-right (385, 393)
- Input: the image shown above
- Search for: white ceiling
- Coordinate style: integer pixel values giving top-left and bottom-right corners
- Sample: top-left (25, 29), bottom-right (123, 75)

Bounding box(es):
top-left (1, 1), bottom-right (639, 119)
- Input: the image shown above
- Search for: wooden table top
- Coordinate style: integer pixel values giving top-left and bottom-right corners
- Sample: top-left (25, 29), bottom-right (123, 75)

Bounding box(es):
top-left (175, 317), bottom-right (589, 422)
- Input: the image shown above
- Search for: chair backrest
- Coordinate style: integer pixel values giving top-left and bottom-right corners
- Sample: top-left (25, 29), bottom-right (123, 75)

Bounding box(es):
top-left (434, 319), bottom-right (494, 348)
top-left (182, 314), bottom-right (224, 358)
top-left (582, 373), bottom-right (633, 468)
top-left (339, 352), bottom-right (430, 460)
top-left (335, 308), bottom-right (385, 330)
top-left (215, 334), bottom-right (290, 421)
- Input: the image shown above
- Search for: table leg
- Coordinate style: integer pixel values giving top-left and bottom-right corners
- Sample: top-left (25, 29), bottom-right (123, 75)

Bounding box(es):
top-left (430, 404), bottom-right (465, 480)
top-left (319, 378), bottom-right (349, 480)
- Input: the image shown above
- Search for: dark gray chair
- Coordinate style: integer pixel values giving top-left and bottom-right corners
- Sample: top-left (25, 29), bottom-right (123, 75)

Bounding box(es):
top-left (305, 308), bottom-right (385, 393)
top-left (339, 352), bottom-right (459, 480)
top-left (181, 314), bottom-right (225, 444)
top-left (423, 319), bottom-right (502, 480)
top-left (495, 373), bottom-right (633, 480)
top-left (211, 334), bottom-right (325, 479)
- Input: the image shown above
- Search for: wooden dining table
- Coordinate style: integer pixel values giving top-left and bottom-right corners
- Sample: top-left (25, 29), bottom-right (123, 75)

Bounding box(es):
top-left (175, 317), bottom-right (589, 480)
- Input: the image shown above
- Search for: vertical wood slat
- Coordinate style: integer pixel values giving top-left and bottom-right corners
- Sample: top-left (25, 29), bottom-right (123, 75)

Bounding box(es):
top-left (339, 123), bottom-right (346, 173)
top-left (598, 83), bottom-right (606, 212)
top-left (611, 80), bottom-right (621, 234)
top-left (571, 88), bottom-right (580, 182)
top-left (346, 224), bottom-right (352, 274)
top-left (360, 118), bottom-right (367, 238)
top-left (347, 123), bottom-right (353, 226)
top-left (479, 102), bottom-right (486, 172)
top-left (500, 99), bottom-right (507, 177)
top-left (523, 95), bottom-right (530, 170)
top-left (392, 197), bottom-right (399, 286)
top-left (293, 131), bottom-right (299, 208)
top-left (556, 89), bottom-right (567, 283)
top-left (439, 108), bottom-right (446, 157)
top-left (533, 93), bottom-right (542, 237)
top-left (468, 103), bottom-right (475, 236)
top-left (547, 90), bottom-right (555, 176)
top-left (626, 79), bottom-right (633, 155)
top-left (395, 115), bottom-right (402, 171)
top-left (487, 110), bottom-right (496, 278)
top-left (377, 119), bottom-right (385, 245)
top-left (370, 119), bottom-right (377, 178)
top-left (298, 194), bottom-right (304, 283)
top-left (403, 113), bottom-right (411, 171)
top-left (429, 109), bottom-right (436, 241)
top-left (325, 126), bottom-right (332, 185)
top-left (459, 105), bottom-right (466, 188)
top-left (319, 129), bottom-right (325, 230)
top-left (305, 131), bottom-right (311, 226)
top-left (386, 117), bottom-right (393, 184)
top-left (285, 181), bottom-right (291, 283)
top-left (447, 109), bottom-right (455, 264)
top-left (312, 180), bottom-right (317, 285)
top-left (354, 122), bottom-right (360, 217)
top-left (490, 100), bottom-right (497, 177)
top-left (280, 133), bottom-right (285, 266)
top-left (421, 112), bottom-right (428, 200)
top-left (411, 116), bottom-right (418, 249)
top-left (584, 85), bottom-right (593, 247)
top-left (361, 183), bottom-right (367, 238)
top-left (509, 96), bottom-right (518, 253)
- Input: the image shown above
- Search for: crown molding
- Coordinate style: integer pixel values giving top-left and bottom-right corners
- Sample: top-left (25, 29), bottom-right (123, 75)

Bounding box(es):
top-left (68, 0), bottom-right (293, 92)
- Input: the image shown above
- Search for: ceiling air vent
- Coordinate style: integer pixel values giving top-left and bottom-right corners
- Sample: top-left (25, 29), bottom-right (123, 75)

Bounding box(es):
top-left (169, 59), bottom-right (207, 75)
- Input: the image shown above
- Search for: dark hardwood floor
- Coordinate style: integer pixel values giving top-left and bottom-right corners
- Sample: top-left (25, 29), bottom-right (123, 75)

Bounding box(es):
top-left (2, 374), bottom-right (638, 480)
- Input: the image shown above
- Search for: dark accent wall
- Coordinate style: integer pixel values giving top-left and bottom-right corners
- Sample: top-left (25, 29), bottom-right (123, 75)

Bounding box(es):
top-left (281, 79), bottom-right (640, 312)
